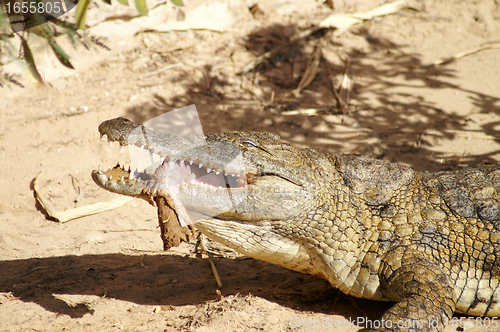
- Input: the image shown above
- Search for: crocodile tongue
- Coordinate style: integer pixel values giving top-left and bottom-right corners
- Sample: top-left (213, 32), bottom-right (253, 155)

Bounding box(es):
top-left (144, 160), bottom-right (196, 227)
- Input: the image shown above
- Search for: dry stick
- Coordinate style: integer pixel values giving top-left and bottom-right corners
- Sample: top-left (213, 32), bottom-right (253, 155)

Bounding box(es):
top-left (138, 63), bottom-right (183, 80)
top-left (325, 57), bottom-right (347, 116)
top-left (338, 57), bottom-right (351, 121)
top-left (156, 44), bottom-right (196, 54)
top-left (199, 234), bottom-right (223, 289)
top-left (33, 171), bottom-right (133, 222)
top-left (420, 43), bottom-right (500, 68)
top-left (282, 108), bottom-right (324, 116)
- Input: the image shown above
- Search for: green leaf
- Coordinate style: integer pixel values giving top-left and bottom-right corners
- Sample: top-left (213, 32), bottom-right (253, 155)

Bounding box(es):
top-left (20, 37), bottom-right (44, 85)
top-left (48, 16), bottom-right (77, 31)
top-left (172, 0), bottom-right (184, 6)
top-left (0, 7), bottom-right (10, 29)
top-left (135, 0), bottom-right (148, 15)
top-left (116, 0), bottom-right (129, 5)
top-left (47, 37), bottom-right (74, 69)
top-left (75, 0), bottom-right (92, 30)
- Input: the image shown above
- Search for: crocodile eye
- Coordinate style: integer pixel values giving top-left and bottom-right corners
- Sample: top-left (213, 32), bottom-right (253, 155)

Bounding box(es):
top-left (241, 140), bottom-right (257, 148)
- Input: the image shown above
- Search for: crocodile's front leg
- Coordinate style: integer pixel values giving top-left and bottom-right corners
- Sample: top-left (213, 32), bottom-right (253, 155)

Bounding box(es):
top-left (375, 249), bottom-right (456, 332)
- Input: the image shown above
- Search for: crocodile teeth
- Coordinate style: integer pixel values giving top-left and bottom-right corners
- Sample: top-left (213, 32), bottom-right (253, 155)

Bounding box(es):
top-left (169, 161), bottom-right (175, 169)
top-left (120, 146), bottom-right (124, 154)
top-left (207, 168), bottom-right (212, 173)
top-left (199, 163), bottom-right (203, 168)
top-left (129, 172), bottom-right (134, 180)
top-left (190, 160), bottom-right (194, 165)
top-left (216, 171), bottom-right (220, 175)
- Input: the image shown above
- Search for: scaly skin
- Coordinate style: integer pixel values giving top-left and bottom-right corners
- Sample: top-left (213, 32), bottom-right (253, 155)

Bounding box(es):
top-left (92, 117), bottom-right (500, 331)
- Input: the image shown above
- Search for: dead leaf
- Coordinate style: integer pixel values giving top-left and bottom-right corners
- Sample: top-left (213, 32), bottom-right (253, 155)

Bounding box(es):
top-left (320, 0), bottom-right (407, 35)
top-left (293, 38), bottom-right (324, 97)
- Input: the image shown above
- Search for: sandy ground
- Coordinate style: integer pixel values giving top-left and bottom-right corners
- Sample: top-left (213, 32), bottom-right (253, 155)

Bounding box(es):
top-left (1, 0), bottom-right (500, 331)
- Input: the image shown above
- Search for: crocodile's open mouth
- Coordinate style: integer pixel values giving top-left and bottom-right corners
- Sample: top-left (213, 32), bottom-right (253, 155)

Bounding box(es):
top-left (92, 138), bottom-right (250, 227)
top-left (93, 136), bottom-right (249, 197)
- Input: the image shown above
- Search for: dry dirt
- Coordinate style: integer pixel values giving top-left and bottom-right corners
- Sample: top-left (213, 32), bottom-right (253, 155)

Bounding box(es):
top-left (1, 0), bottom-right (500, 331)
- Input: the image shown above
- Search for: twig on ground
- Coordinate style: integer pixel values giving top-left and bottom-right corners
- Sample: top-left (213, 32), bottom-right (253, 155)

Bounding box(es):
top-left (420, 42), bottom-right (500, 68)
top-left (33, 172), bottom-right (133, 222)
top-left (139, 63), bottom-right (183, 79)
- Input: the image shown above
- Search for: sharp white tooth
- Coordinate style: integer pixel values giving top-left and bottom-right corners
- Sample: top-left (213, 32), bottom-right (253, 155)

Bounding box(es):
top-left (199, 163), bottom-right (203, 168)
top-left (216, 171), bottom-right (220, 175)
top-left (140, 145), bottom-right (145, 149)
top-left (160, 157), bottom-right (165, 164)
top-left (180, 160), bottom-right (185, 166)
top-left (148, 153), bottom-right (155, 165)
top-left (129, 172), bottom-right (134, 180)
top-left (98, 165), bottom-right (102, 171)
top-left (109, 141), bottom-right (113, 147)
top-left (190, 179), bottom-right (196, 184)
top-left (190, 160), bottom-right (194, 165)
top-left (120, 146), bottom-right (124, 154)
top-left (169, 161), bottom-right (175, 169)
top-left (121, 176), bottom-right (124, 181)
top-left (207, 168), bottom-right (212, 173)
top-left (224, 173), bottom-right (228, 176)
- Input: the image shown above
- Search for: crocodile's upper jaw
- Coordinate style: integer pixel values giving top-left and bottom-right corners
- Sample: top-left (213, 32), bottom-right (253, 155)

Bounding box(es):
top-left (92, 117), bottom-right (318, 227)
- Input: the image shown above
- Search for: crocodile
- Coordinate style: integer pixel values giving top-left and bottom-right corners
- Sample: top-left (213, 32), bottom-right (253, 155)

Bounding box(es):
top-left (92, 117), bottom-right (500, 331)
